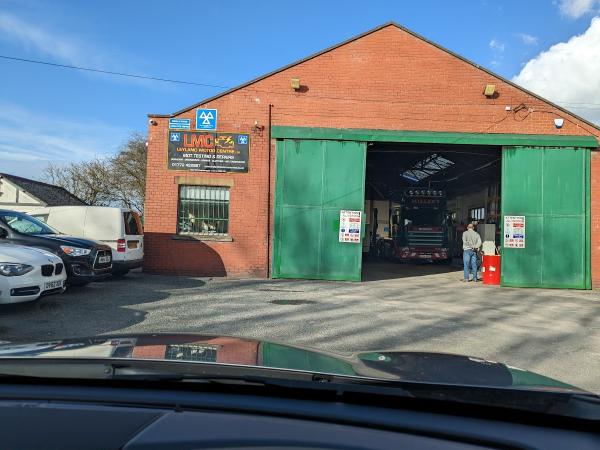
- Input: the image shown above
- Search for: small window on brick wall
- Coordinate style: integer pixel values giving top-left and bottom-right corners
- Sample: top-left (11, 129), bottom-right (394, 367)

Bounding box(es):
top-left (469, 207), bottom-right (485, 222)
top-left (177, 185), bottom-right (230, 235)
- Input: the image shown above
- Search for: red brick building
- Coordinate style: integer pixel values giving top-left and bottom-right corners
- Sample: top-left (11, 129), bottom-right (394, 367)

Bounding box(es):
top-left (144, 23), bottom-right (600, 288)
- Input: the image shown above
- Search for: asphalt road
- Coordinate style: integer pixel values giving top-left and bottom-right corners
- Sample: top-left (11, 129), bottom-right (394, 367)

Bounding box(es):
top-left (1, 262), bottom-right (599, 392)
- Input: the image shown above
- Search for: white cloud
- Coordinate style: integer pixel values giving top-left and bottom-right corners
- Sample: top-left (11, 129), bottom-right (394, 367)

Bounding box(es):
top-left (1, 160), bottom-right (55, 179)
top-left (512, 17), bottom-right (600, 125)
top-left (0, 10), bottom-right (161, 89)
top-left (516, 33), bottom-right (539, 45)
top-left (558, 0), bottom-right (599, 18)
top-left (489, 38), bottom-right (505, 52)
top-left (0, 150), bottom-right (45, 162)
top-left (0, 11), bottom-right (99, 66)
top-left (0, 102), bottom-right (129, 178)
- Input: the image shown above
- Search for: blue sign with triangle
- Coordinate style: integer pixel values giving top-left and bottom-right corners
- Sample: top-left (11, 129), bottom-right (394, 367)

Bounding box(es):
top-left (195, 108), bottom-right (217, 130)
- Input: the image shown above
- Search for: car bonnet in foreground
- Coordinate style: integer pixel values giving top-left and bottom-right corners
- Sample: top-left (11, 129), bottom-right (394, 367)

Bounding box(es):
top-left (0, 333), bottom-right (583, 393)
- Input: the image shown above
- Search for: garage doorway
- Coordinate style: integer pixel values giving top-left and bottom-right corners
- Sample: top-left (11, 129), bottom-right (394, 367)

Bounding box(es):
top-left (363, 142), bottom-right (501, 282)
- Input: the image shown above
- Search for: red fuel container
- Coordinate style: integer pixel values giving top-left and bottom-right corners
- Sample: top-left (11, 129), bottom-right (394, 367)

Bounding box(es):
top-left (482, 255), bottom-right (501, 285)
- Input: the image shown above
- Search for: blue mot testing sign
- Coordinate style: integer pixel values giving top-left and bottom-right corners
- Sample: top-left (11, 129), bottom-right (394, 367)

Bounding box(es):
top-left (196, 108), bottom-right (217, 130)
top-left (169, 118), bottom-right (191, 130)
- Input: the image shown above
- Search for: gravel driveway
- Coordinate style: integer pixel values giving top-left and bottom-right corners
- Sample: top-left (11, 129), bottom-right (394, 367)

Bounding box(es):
top-left (1, 262), bottom-right (598, 392)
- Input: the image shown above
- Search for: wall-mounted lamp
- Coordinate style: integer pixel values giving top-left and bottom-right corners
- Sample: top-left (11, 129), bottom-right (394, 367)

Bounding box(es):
top-left (483, 84), bottom-right (496, 97)
top-left (291, 78), bottom-right (301, 90)
top-left (149, 119), bottom-right (158, 126)
top-left (554, 118), bottom-right (564, 129)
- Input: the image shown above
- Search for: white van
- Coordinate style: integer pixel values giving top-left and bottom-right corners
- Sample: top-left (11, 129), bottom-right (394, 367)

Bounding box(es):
top-left (28, 206), bottom-right (143, 276)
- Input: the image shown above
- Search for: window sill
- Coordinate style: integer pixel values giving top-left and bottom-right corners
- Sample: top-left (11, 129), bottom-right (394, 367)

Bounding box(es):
top-left (172, 234), bottom-right (233, 242)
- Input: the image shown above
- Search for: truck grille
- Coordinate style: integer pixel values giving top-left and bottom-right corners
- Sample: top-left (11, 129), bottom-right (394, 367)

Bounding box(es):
top-left (41, 264), bottom-right (54, 276)
top-left (407, 231), bottom-right (444, 247)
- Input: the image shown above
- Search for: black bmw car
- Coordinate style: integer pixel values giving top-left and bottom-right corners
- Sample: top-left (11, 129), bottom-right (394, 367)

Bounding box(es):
top-left (0, 209), bottom-right (112, 285)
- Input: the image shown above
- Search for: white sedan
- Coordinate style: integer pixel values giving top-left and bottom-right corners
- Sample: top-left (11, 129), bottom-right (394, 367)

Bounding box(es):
top-left (0, 244), bottom-right (66, 304)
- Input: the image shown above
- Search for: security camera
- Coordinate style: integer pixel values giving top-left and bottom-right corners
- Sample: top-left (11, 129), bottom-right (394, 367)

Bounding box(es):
top-left (149, 119), bottom-right (158, 126)
top-left (554, 118), bottom-right (564, 129)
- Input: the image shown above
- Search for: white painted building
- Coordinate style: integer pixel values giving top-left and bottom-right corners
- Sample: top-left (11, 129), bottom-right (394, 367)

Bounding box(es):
top-left (0, 173), bottom-right (86, 212)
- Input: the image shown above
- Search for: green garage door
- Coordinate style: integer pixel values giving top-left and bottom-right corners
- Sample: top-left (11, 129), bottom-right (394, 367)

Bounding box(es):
top-left (273, 139), bottom-right (366, 281)
top-left (501, 146), bottom-right (590, 289)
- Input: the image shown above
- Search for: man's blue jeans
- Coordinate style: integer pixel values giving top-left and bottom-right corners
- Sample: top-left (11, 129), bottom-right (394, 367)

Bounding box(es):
top-left (463, 249), bottom-right (478, 281)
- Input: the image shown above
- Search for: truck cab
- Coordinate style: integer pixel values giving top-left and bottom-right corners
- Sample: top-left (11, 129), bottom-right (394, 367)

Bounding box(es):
top-left (378, 189), bottom-right (452, 263)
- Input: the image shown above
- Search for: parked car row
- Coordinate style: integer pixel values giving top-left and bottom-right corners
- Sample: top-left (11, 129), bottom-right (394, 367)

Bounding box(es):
top-left (0, 206), bottom-right (143, 305)
top-left (28, 206), bottom-right (144, 276)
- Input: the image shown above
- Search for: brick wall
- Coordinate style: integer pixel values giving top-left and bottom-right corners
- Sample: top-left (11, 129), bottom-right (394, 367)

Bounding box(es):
top-left (144, 113), bottom-right (271, 277)
top-left (144, 25), bottom-right (600, 283)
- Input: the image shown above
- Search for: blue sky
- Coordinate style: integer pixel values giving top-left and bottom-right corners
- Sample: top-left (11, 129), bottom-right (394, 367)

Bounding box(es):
top-left (1, 0), bottom-right (599, 178)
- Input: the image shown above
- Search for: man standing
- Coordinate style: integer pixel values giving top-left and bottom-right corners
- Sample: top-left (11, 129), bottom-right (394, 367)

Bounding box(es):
top-left (462, 223), bottom-right (482, 282)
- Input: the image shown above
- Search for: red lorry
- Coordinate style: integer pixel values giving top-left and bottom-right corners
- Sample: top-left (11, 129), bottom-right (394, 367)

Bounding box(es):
top-left (377, 189), bottom-right (452, 264)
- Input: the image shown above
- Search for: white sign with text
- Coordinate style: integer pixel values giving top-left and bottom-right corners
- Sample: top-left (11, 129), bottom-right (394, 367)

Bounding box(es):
top-left (504, 215), bottom-right (525, 248)
top-left (339, 210), bottom-right (362, 243)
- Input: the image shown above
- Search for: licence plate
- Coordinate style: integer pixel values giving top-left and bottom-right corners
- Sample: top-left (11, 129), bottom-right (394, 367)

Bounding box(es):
top-left (44, 280), bottom-right (63, 290)
top-left (99, 255), bottom-right (111, 264)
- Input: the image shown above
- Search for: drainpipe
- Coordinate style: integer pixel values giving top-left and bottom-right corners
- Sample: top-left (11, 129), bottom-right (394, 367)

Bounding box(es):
top-left (266, 104), bottom-right (273, 277)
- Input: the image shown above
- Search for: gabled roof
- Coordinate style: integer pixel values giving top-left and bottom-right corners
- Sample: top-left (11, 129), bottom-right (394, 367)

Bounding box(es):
top-left (0, 173), bottom-right (87, 207)
top-left (150, 21), bottom-right (600, 133)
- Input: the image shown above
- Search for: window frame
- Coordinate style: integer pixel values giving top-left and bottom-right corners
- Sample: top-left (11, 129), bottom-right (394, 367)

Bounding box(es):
top-left (165, 344), bottom-right (218, 362)
top-left (176, 185), bottom-right (231, 239)
top-left (123, 211), bottom-right (142, 236)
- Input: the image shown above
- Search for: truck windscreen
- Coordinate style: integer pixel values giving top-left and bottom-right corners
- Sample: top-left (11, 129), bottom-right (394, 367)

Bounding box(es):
top-left (402, 209), bottom-right (443, 227)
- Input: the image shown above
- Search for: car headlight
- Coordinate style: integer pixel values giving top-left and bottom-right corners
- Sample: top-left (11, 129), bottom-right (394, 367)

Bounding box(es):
top-left (60, 246), bottom-right (91, 256)
top-left (0, 263), bottom-right (34, 276)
